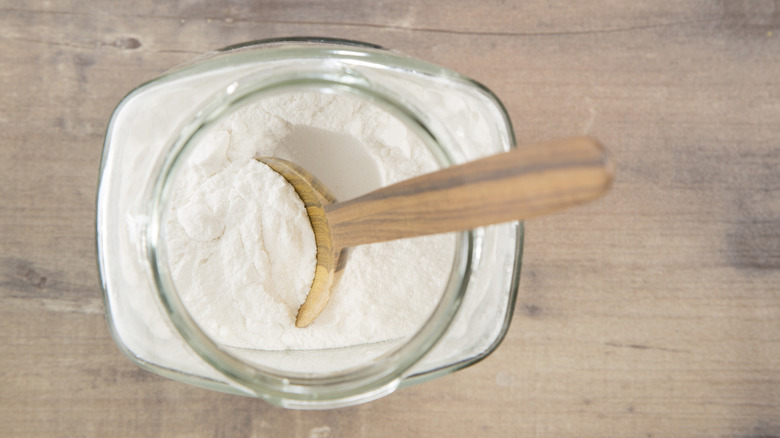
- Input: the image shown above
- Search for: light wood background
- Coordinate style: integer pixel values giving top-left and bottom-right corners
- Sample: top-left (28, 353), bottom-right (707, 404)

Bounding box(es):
top-left (2, 1), bottom-right (779, 436)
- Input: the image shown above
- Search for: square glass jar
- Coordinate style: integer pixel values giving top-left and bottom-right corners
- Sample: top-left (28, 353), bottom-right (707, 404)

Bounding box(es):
top-left (97, 37), bottom-right (522, 408)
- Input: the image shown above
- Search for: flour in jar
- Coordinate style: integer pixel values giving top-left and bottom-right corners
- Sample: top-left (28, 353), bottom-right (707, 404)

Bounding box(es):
top-left (164, 91), bottom-right (456, 350)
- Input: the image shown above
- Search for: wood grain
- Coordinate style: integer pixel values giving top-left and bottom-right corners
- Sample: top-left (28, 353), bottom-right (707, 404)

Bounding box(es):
top-left (2, 1), bottom-right (780, 437)
top-left (326, 137), bottom-right (612, 248)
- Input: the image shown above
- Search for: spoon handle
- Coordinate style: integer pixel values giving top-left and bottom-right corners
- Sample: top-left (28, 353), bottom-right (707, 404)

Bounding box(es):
top-left (325, 136), bottom-right (613, 249)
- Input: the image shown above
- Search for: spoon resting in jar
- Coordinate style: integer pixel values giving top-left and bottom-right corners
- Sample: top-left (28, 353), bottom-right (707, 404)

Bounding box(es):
top-left (258, 136), bottom-right (613, 328)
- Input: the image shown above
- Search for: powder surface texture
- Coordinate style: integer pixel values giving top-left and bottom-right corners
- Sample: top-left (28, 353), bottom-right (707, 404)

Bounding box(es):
top-left (165, 91), bottom-right (455, 350)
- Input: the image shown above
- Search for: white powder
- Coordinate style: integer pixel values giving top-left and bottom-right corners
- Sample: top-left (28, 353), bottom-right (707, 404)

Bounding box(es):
top-left (165, 160), bottom-right (317, 345)
top-left (165, 91), bottom-right (456, 351)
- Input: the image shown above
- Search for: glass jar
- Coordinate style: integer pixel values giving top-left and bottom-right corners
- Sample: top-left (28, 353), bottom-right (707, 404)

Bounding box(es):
top-left (97, 37), bottom-right (522, 409)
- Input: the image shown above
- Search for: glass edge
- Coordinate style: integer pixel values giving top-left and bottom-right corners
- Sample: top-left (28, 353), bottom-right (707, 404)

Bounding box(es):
top-left (106, 317), bottom-right (250, 398)
top-left (131, 37), bottom-right (471, 104)
top-left (218, 37), bottom-right (385, 53)
top-left (97, 212), bottom-right (250, 399)
top-left (97, 89), bottom-right (256, 400)
top-left (401, 221), bottom-right (524, 387)
top-left (399, 80), bottom-right (519, 386)
top-left (124, 37), bottom-right (387, 94)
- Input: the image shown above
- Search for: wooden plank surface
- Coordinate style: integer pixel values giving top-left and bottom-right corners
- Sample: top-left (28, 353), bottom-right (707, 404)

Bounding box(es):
top-left (1, 1), bottom-right (779, 436)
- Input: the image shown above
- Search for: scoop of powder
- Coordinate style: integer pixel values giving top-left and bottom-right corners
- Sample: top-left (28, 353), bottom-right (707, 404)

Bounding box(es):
top-left (166, 159), bottom-right (317, 345)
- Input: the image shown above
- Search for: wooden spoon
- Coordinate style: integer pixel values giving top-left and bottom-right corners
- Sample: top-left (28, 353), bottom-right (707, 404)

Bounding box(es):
top-left (258, 136), bottom-right (614, 327)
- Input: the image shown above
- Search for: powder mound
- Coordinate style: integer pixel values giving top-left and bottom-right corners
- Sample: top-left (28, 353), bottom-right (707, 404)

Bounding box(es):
top-left (166, 159), bottom-right (317, 349)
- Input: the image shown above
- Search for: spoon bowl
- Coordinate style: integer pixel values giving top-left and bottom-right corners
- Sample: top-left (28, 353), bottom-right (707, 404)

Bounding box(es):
top-left (256, 157), bottom-right (350, 328)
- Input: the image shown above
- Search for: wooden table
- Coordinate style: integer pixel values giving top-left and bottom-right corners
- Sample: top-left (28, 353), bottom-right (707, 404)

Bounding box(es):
top-left (2, 1), bottom-right (779, 436)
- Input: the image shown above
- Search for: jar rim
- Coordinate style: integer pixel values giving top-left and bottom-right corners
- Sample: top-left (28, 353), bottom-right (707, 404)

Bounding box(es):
top-left (145, 46), bottom-right (476, 406)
